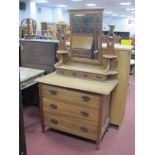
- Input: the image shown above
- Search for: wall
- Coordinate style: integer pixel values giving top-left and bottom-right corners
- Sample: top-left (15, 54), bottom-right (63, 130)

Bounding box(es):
top-left (19, 2), bottom-right (69, 30)
top-left (19, 2), bottom-right (134, 35)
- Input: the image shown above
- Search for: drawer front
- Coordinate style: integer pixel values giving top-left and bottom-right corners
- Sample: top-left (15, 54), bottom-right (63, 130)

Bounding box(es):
top-left (43, 97), bottom-right (99, 122)
top-left (44, 113), bottom-right (97, 140)
top-left (41, 84), bottom-right (101, 110)
top-left (56, 69), bottom-right (107, 81)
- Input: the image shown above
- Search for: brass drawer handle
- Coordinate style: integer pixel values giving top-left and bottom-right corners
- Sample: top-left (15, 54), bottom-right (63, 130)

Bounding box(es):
top-left (49, 104), bottom-right (57, 110)
top-left (83, 74), bottom-right (88, 78)
top-left (59, 71), bottom-right (64, 75)
top-left (50, 119), bottom-right (58, 124)
top-left (81, 95), bottom-right (90, 102)
top-left (80, 126), bottom-right (88, 133)
top-left (80, 111), bottom-right (89, 117)
top-left (72, 72), bottom-right (77, 76)
top-left (96, 75), bottom-right (102, 79)
top-left (49, 90), bottom-right (57, 95)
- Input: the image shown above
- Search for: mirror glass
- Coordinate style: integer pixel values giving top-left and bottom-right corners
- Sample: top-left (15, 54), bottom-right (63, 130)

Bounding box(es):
top-left (71, 13), bottom-right (102, 60)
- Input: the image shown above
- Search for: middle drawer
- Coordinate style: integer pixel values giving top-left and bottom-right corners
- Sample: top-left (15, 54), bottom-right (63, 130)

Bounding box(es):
top-left (43, 97), bottom-right (99, 122)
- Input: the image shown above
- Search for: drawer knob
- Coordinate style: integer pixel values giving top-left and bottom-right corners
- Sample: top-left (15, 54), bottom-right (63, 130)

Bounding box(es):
top-left (80, 126), bottom-right (88, 133)
top-left (49, 104), bottom-right (57, 110)
top-left (81, 95), bottom-right (90, 102)
top-left (50, 119), bottom-right (58, 124)
top-left (80, 111), bottom-right (89, 117)
top-left (49, 90), bottom-right (57, 95)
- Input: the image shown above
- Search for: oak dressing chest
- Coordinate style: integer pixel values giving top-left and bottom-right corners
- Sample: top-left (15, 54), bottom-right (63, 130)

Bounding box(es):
top-left (36, 9), bottom-right (119, 149)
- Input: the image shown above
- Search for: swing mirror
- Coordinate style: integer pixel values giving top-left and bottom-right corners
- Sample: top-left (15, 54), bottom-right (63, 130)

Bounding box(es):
top-left (69, 9), bottom-right (103, 62)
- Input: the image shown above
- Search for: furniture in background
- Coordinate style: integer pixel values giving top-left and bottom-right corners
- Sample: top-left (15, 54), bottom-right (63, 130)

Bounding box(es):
top-left (19, 75), bottom-right (27, 155)
top-left (41, 22), bottom-right (57, 39)
top-left (20, 18), bottom-right (37, 39)
top-left (20, 67), bottom-right (45, 105)
top-left (36, 9), bottom-right (120, 149)
top-left (20, 67), bottom-right (45, 90)
top-left (19, 39), bottom-right (58, 74)
top-left (19, 39), bottom-right (57, 105)
top-left (103, 31), bottom-right (130, 40)
top-left (101, 44), bottom-right (133, 125)
top-left (130, 50), bottom-right (135, 75)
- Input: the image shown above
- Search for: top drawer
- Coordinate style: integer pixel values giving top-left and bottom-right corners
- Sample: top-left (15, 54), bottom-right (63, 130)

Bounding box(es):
top-left (40, 84), bottom-right (102, 110)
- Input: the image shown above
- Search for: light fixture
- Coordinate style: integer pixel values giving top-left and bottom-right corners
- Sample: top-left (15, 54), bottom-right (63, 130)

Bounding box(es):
top-left (36, 0), bottom-right (48, 3)
top-left (126, 8), bottom-right (135, 11)
top-left (57, 4), bottom-right (67, 8)
top-left (72, 0), bottom-right (82, 1)
top-left (120, 2), bottom-right (131, 5)
top-left (86, 3), bottom-right (96, 7)
top-left (105, 11), bottom-right (112, 14)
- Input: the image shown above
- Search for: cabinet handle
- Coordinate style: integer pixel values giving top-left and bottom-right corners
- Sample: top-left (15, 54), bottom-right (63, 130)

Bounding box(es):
top-left (80, 126), bottom-right (88, 133)
top-left (72, 72), bottom-right (77, 76)
top-left (83, 74), bottom-right (88, 78)
top-left (49, 90), bottom-right (57, 95)
top-left (80, 111), bottom-right (89, 117)
top-left (50, 119), bottom-right (58, 124)
top-left (49, 104), bottom-right (57, 110)
top-left (59, 71), bottom-right (64, 75)
top-left (81, 95), bottom-right (90, 102)
top-left (96, 75), bottom-right (102, 79)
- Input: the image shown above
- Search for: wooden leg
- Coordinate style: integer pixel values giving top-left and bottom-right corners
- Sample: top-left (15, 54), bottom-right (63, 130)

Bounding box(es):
top-left (41, 125), bottom-right (45, 133)
top-left (96, 139), bottom-right (101, 150)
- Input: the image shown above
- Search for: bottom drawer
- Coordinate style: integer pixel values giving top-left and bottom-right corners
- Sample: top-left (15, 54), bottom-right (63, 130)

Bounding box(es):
top-left (44, 113), bottom-right (97, 140)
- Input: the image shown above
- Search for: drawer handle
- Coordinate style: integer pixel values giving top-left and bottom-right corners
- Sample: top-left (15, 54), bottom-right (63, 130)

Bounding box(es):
top-left (96, 75), bottom-right (102, 79)
top-left (49, 90), bottom-right (57, 95)
top-left (80, 126), bottom-right (88, 133)
top-left (50, 119), bottom-right (58, 124)
top-left (81, 95), bottom-right (90, 102)
top-left (80, 111), bottom-right (89, 117)
top-left (49, 104), bottom-right (57, 110)
top-left (72, 72), bottom-right (77, 76)
top-left (59, 71), bottom-right (64, 75)
top-left (83, 74), bottom-right (88, 78)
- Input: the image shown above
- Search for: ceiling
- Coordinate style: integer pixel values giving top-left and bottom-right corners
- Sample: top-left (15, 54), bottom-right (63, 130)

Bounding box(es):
top-left (23, 0), bottom-right (135, 17)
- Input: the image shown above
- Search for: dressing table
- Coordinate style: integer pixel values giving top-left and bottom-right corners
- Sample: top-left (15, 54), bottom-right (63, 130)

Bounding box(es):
top-left (36, 9), bottom-right (119, 149)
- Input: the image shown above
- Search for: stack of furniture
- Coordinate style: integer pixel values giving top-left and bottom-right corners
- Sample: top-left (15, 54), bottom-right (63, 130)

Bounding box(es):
top-left (36, 8), bottom-right (132, 149)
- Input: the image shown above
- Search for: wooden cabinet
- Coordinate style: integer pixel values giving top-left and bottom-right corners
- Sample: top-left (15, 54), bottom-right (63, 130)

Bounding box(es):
top-left (19, 39), bottom-right (58, 73)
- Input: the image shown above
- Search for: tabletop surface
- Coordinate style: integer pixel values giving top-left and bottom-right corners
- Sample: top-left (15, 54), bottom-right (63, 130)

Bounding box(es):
top-left (20, 67), bottom-right (45, 83)
top-left (19, 39), bottom-right (59, 43)
top-left (36, 72), bottom-right (118, 95)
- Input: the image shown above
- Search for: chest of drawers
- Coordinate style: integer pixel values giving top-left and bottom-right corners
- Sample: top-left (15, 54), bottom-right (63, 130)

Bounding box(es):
top-left (37, 73), bottom-right (118, 149)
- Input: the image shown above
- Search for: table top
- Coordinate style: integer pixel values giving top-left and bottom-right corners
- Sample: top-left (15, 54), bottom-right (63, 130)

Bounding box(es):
top-left (19, 38), bottom-right (59, 43)
top-left (36, 72), bottom-right (118, 95)
top-left (20, 67), bottom-right (45, 83)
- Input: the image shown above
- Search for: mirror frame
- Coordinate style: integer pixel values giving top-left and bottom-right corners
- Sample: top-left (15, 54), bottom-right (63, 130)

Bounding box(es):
top-left (68, 9), bottom-right (104, 64)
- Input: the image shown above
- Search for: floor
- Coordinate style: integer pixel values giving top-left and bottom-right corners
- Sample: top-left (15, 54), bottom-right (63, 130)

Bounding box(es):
top-left (23, 75), bottom-right (135, 155)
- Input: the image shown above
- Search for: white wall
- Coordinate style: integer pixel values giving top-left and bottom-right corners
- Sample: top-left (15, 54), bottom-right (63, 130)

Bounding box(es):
top-left (19, 2), bottom-right (134, 35)
top-left (19, 1), bottom-right (69, 30)
top-left (19, 1), bottom-right (31, 24)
